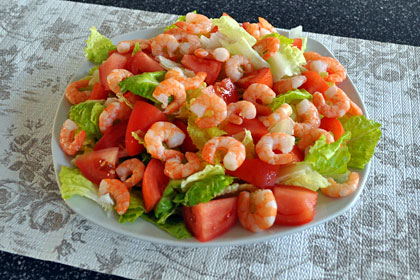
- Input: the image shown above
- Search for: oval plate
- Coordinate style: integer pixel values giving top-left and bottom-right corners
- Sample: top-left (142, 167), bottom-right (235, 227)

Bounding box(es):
top-left (51, 27), bottom-right (370, 247)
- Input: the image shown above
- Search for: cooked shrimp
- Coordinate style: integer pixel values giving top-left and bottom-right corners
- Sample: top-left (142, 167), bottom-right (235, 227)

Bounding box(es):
top-left (273, 75), bottom-right (307, 95)
top-left (175, 12), bottom-right (212, 35)
top-left (107, 69), bottom-right (133, 94)
top-left (294, 99), bottom-right (321, 137)
top-left (153, 78), bottom-right (186, 114)
top-left (202, 136), bottom-right (246, 171)
top-left (225, 55), bottom-right (254, 82)
top-left (164, 152), bottom-right (201, 179)
top-left (321, 172), bottom-right (360, 198)
top-left (227, 101), bottom-right (257, 125)
top-left (164, 68), bottom-right (206, 91)
top-left (348, 100), bottom-right (363, 116)
top-left (59, 119), bottom-right (86, 156)
top-left (99, 101), bottom-right (131, 134)
top-left (258, 17), bottom-right (276, 33)
top-left (253, 37), bottom-right (280, 60)
top-left (116, 158), bottom-right (145, 188)
top-left (256, 132), bottom-right (295, 165)
top-left (98, 179), bottom-right (130, 215)
top-left (144, 121), bottom-right (185, 161)
top-left (117, 39), bottom-right (151, 54)
top-left (297, 127), bottom-right (334, 154)
top-left (313, 86), bottom-right (350, 118)
top-left (244, 23), bottom-right (260, 40)
top-left (65, 79), bottom-right (91, 105)
top-left (178, 34), bottom-right (201, 55)
top-left (303, 51), bottom-right (323, 61)
top-left (190, 89), bottom-right (227, 128)
top-left (242, 83), bottom-right (276, 116)
top-left (304, 51), bottom-right (346, 83)
top-left (194, 47), bottom-right (230, 62)
top-left (261, 103), bottom-right (293, 128)
top-left (151, 34), bottom-right (179, 58)
top-left (237, 189), bottom-right (277, 232)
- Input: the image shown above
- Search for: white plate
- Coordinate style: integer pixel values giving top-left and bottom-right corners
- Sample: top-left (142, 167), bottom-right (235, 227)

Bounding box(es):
top-left (51, 27), bottom-right (370, 247)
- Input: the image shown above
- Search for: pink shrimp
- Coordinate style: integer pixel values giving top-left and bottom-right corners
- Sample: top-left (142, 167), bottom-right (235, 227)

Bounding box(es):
top-left (256, 132), bottom-right (295, 165)
top-left (117, 39), bottom-right (151, 54)
top-left (164, 68), bottom-right (207, 91)
top-left (116, 158), bottom-right (145, 188)
top-left (273, 75), bottom-right (307, 95)
top-left (313, 86), bottom-right (350, 118)
top-left (227, 101), bottom-right (257, 125)
top-left (225, 55), bottom-right (254, 82)
top-left (194, 47), bottom-right (231, 62)
top-left (304, 51), bottom-right (346, 83)
top-left (164, 152), bottom-right (201, 179)
top-left (293, 99), bottom-right (321, 137)
top-left (297, 127), bottom-right (334, 154)
top-left (258, 17), bottom-right (276, 33)
top-left (303, 51), bottom-right (323, 61)
top-left (151, 34), bottom-right (179, 58)
top-left (174, 12), bottom-right (212, 35)
top-left (261, 103), bottom-right (293, 128)
top-left (202, 136), bottom-right (246, 171)
top-left (98, 179), bottom-right (130, 215)
top-left (190, 88), bottom-right (227, 128)
top-left (242, 83), bottom-right (276, 116)
top-left (99, 101), bottom-right (131, 134)
top-left (178, 34), bottom-right (201, 55)
top-left (59, 119), bottom-right (86, 156)
top-left (153, 78), bottom-right (186, 114)
top-left (107, 69), bottom-right (133, 94)
top-left (348, 100), bottom-right (363, 116)
top-left (253, 36), bottom-right (280, 60)
top-left (321, 172), bottom-right (360, 198)
top-left (65, 79), bottom-right (91, 105)
top-left (244, 23), bottom-right (261, 40)
top-left (144, 121), bottom-right (185, 161)
top-left (237, 189), bottom-right (277, 232)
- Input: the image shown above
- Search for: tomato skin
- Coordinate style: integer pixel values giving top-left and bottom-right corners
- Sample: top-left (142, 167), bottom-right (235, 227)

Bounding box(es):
top-left (123, 91), bottom-right (147, 105)
top-left (226, 158), bottom-right (280, 188)
top-left (182, 197), bottom-right (237, 242)
top-left (236, 68), bottom-right (273, 89)
top-left (173, 119), bottom-right (197, 153)
top-left (89, 82), bottom-right (108, 100)
top-left (75, 147), bottom-right (119, 185)
top-left (181, 54), bottom-right (223, 85)
top-left (213, 78), bottom-right (239, 104)
top-left (320, 117), bottom-right (345, 141)
top-left (300, 71), bottom-right (329, 94)
top-left (142, 159), bottom-right (169, 212)
top-left (125, 101), bottom-right (167, 157)
top-left (273, 185), bottom-right (318, 226)
top-left (292, 38), bottom-right (302, 50)
top-left (94, 120), bottom-right (128, 151)
top-left (129, 51), bottom-right (164, 75)
top-left (290, 145), bottom-right (304, 162)
top-left (222, 118), bottom-right (267, 143)
top-left (99, 53), bottom-right (129, 91)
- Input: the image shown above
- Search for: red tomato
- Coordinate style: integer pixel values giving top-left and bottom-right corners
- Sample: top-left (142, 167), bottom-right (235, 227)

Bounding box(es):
top-left (182, 197), bottom-right (238, 242)
top-left (142, 159), bottom-right (169, 212)
top-left (213, 78), bottom-right (239, 104)
top-left (123, 91), bottom-right (147, 105)
top-left (222, 118), bottom-right (267, 142)
top-left (75, 147), bottom-right (119, 185)
top-left (290, 145), bottom-right (304, 162)
top-left (292, 38), bottom-right (302, 50)
top-left (89, 82), bottom-right (108, 100)
top-left (320, 117), bottom-right (345, 141)
top-left (173, 119), bottom-right (197, 153)
top-left (181, 54), bottom-right (223, 85)
top-left (94, 120), bottom-right (128, 151)
top-left (226, 158), bottom-right (280, 188)
top-left (99, 53), bottom-right (129, 91)
top-left (129, 51), bottom-right (164, 75)
top-left (235, 68), bottom-right (273, 89)
top-left (273, 185), bottom-right (318, 226)
top-left (125, 101), bottom-right (167, 156)
top-left (300, 71), bottom-right (329, 94)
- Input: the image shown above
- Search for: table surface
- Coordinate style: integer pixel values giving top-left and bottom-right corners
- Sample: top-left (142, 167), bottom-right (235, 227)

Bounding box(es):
top-left (1, 0), bottom-right (419, 279)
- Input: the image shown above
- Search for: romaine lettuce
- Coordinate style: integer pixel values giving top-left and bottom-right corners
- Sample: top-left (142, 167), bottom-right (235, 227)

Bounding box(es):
top-left (118, 190), bottom-right (145, 223)
top-left (267, 41), bottom-right (306, 81)
top-left (119, 71), bottom-right (166, 103)
top-left (84, 26), bottom-right (116, 64)
top-left (269, 89), bottom-right (312, 111)
top-left (69, 100), bottom-right (104, 139)
top-left (276, 162), bottom-right (330, 191)
top-left (212, 16), bottom-right (256, 46)
top-left (187, 115), bottom-right (226, 150)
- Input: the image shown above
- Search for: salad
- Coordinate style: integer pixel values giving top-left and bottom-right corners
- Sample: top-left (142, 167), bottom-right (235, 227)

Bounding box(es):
top-left (58, 12), bottom-right (381, 242)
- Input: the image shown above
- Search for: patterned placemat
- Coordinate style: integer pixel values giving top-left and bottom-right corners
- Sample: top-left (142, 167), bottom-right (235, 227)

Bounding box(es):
top-left (1, 0), bottom-right (419, 279)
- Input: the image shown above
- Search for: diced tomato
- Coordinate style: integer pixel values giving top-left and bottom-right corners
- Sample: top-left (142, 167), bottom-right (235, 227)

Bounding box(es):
top-left (213, 78), bottom-right (239, 104)
top-left (242, 22), bottom-right (250, 29)
top-left (320, 117), bottom-right (345, 141)
top-left (125, 101), bottom-right (167, 156)
top-left (123, 91), bottom-right (147, 105)
top-left (222, 12), bottom-right (232, 17)
top-left (142, 159), bottom-right (169, 212)
top-left (75, 147), bottom-right (119, 185)
top-left (300, 71), bottom-right (329, 94)
top-left (226, 158), bottom-right (280, 188)
top-left (210, 25), bottom-right (218, 33)
top-left (89, 82), bottom-right (108, 100)
top-left (129, 51), bottom-right (164, 75)
top-left (94, 120), bottom-right (128, 151)
top-left (182, 197), bottom-right (237, 242)
top-left (173, 119), bottom-right (197, 153)
top-left (222, 118), bottom-right (267, 142)
top-left (236, 68), bottom-right (273, 89)
top-left (181, 54), bottom-right (223, 85)
top-left (290, 145), bottom-right (304, 162)
top-left (292, 38), bottom-right (302, 50)
top-left (99, 53), bottom-right (129, 91)
top-left (273, 185), bottom-right (318, 226)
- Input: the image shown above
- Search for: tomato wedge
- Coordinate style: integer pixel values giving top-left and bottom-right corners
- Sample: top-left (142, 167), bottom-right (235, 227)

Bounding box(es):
top-left (129, 51), bottom-right (164, 75)
top-left (292, 38), bottom-right (302, 50)
top-left (290, 145), bottom-right (304, 162)
top-left (300, 70), bottom-right (329, 94)
top-left (226, 158), bottom-right (280, 188)
top-left (181, 54), bottom-right (223, 85)
top-left (173, 119), bottom-right (197, 153)
top-left (94, 120), bottom-right (128, 151)
top-left (222, 118), bottom-right (267, 142)
top-left (99, 53), bottom-right (129, 91)
top-left (213, 78), bottom-right (239, 104)
top-left (142, 159), bottom-right (169, 212)
top-left (236, 68), bottom-right (273, 89)
top-left (320, 117), bottom-right (345, 141)
top-left (89, 82), bottom-right (108, 100)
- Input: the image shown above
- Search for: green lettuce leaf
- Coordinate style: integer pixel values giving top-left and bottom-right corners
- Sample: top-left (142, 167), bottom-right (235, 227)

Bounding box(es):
top-left (241, 129), bottom-right (255, 159)
top-left (69, 100), bottom-right (104, 139)
top-left (141, 213), bottom-right (192, 239)
top-left (212, 15), bottom-right (256, 46)
top-left (118, 190), bottom-right (146, 223)
top-left (187, 115), bottom-right (226, 150)
top-left (267, 41), bottom-right (306, 81)
top-left (276, 162), bottom-right (330, 191)
top-left (154, 181), bottom-right (181, 224)
top-left (260, 33), bottom-right (294, 45)
top-left (180, 164), bottom-right (225, 191)
top-left (164, 10), bottom-right (196, 31)
top-left (269, 89), bottom-right (312, 111)
top-left (84, 26), bottom-right (116, 64)
top-left (131, 42), bottom-right (141, 56)
top-left (119, 71), bottom-right (166, 103)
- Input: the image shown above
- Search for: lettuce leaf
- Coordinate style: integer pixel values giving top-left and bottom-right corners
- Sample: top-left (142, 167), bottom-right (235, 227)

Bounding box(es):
top-left (131, 42), bottom-right (141, 56)
top-left (269, 89), bottom-right (312, 111)
top-left (212, 16), bottom-right (256, 46)
top-left (241, 129), bottom-right (255, 159)
top-left (267, 41), bottom-right (306, 81)
top-left (187, 115), bottom-right (226, 150)
top-left (276, 162), bottom-right (330, 191)
top-left (154, 181), bottom-right (181, 224)
top-left (180, 164), bottom-right (225, 191)
top-left (69, 100), bottom-right (104, 139)
top-left (84, 26), bottom-right (116, 64)
top-left (141, 213), bottom-right (192, 239)
top-left (118, 190), bottom-right (145, 223)
top-left (260, 33), bottom-right (294, 45)
top-left (119, 71), bottom-right (166, 103)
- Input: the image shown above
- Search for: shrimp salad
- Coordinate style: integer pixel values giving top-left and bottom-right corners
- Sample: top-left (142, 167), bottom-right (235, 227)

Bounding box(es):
top-left (58, 12), bottom-right (381, 242)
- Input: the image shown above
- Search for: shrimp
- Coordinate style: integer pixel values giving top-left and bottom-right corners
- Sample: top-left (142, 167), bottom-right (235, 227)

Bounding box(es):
top-left (190, 88), bottom-right (227, 128)
top-left (225, 55), bottom-right (254, 82)
top-left (237, 189), bottom-right (277, 232)
top-left (258, 17), bottom-right (276, 33)
top-left (107, 69), bottom-right (133, 94)
top-left (179, 34), bottom-right (201, 55)
top-left (304, 51), bottom-right (346, 83)
top-left (153, 78), bottom-right (186, 114)
top-left (242, 83), bottom-right (276, 116)
top-left (253, 37), bottom-right (280, 60)
top-left (151, 34), bottom-right (179, 58)
top-left (117, 39), bottom-right (151, 54)
top-left (273, 75), bottom-right (307, 95)
top-left (293, 99), bottom-right (321, 137)
top-left (297, 127), bottom-right (334, 154)
top-left (116, 158), bottom-right (145, 188)
top-left (175, 12), bottom-right (212, 35)
top-left (313, 86), bottom-right (350, 118)
top-left (227, 101), bottom-right (257, 125)
top-left (99, 101), bottom-right (131, 134)
top-left (321, 172), bottom-right (360, 198)
top-left (261, 103), bottom-right (293, 128)
top-left (98, 179), bottom-right (130, 215)
top-left (144, 121), bottom-right (185, 161)
top-left (59, 119), bottom-right (86, 156)
top-left (244, 23), bottom-right (260, 40)
top-left (256, 132), bottom-right (295, 165)
top-left (194, 47), bottom-right (230, 62)
top-left (201, 136), bottom-right (246, 171)
top-left (348, 100), bottom-right (363, 116)
top-left (65, 79), bottom-right (91, 105)
top-left (164, 152), bottom-right (201, 179)
top-left (164, 68), bottom-right (207, 91)
top-left (303, 51), bottom-right (323, 61)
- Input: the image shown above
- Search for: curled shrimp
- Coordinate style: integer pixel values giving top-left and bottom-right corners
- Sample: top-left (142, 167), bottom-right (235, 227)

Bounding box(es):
top-left (202, 136), bottom-right (246, 171)
top-left (144, 121), bottom-right (185, 161)
top-left (164, 152), bottom-right (201, 179)
top-left (179, 34), bottom-right (201, 55)
top-left (293, 99), bottom-right (321, 137)
top-left (313, 86), bottom-right (350, 118)
top-left (153, 78), bottom-right (186, 114)
top-left (243, 23), bottom-right (261, 40)
top-left (297, 127), bottom-right (334, 154)
top-left (253, 37), bottom-right (280, 60)
top-left (225, 55), bottom-right (254, 82)
top-left (151, 34), bottom-right (179, 58)
top-left (99, 101), bottom-right (131, 134)
top-left (164, 68), bottom-right (206, 91)
top-left (304, 51), bottom-right (346, 83)
top-left (258, 17), bottom-right (276, 33)
top-left (107, 69), bottom-right (133, 94)
top-left (117, 39), bottom-right (151, 54)
top-left (65, 79), bottom-right (91, 105)
top-left (59, 119), bottom-right (86, 156)
top-left (303, 51), bottom-right (323, 61)
top-left (348, 100), bottom-right (363, 116)
top-left (261, 103), bottom-right (293, 128)
top-left (190, 88), bottom-right (227, 128)
top-left (273, 75), bottom-right (307, 95)
top-left (242, 83), bottom-right (276, 116)
top-left (194, 47), bottom-right (230, 62)
top-left (237, 189), bottom-right (277, 232)
top-left (98, 179), bottom-right (130, 215)
top-left (227, 101), bottom-right (257, 125)
top-left (321, 172), bottom-right (360, 198)
top-left (256, 132), bottom-right (295, 165)
top-left (175, 12), bottom-right (212, 35)
top-left (116, 158), bottom-right (145, 188)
